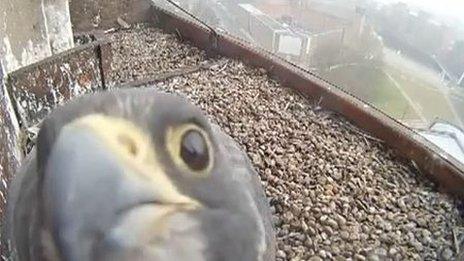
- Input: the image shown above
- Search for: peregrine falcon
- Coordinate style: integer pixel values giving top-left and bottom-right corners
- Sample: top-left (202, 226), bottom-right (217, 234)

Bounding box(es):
top-left (3, 88), bottom-right (276, 261)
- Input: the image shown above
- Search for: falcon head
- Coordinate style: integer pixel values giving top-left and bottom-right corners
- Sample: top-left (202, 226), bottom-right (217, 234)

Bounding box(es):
top-left (10, 89), bottom-right (273, 261)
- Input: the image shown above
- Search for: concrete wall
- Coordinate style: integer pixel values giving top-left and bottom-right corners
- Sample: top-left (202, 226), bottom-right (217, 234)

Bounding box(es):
top-left (43, 0), bottom-right (74, 53)
top-left (0, 0), bottom-right (152, 74)
top-left (0, 0), bottom-right (74, 73)
top-left (0, 62), bottom-right (21, 221)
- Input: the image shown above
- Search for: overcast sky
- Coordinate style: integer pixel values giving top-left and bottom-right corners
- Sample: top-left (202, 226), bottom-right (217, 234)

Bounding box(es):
top-left (377, 0), bottom-right (464, 23)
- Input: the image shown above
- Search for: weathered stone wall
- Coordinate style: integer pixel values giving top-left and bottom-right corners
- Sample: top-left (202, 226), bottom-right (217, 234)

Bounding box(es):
top-left (0, 64), bottom-right (21, 220)
top-left (0, 0), bottom-right (74, 73)
top-left (0, 0), bottom-right (75, 213)
top-left (43, 0), bottom-right (74, 54)
top-left (8, 44), bottom-right (104, 129)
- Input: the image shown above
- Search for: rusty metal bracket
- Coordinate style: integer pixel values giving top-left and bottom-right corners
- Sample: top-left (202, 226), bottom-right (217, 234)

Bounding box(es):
top-left (208, 30), bottom-right (220, 57)
top-left (6, 41), bottom-right (106, 129)
top-left (93, 33), bottom-right (113, 90)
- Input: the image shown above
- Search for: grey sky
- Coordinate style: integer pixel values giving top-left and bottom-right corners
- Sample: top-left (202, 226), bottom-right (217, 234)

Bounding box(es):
top-left (377, 0), bottom-right (464, 23)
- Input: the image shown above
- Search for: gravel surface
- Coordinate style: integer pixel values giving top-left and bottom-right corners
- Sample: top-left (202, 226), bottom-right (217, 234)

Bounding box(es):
top-left (108, 25), bottom-right (210, 86)
top-left (107, 26), bottom-right (464, 260)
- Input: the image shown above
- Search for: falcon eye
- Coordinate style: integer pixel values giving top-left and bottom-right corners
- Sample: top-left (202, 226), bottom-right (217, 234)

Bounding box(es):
top-left (166, 124), bottom-right (213, 175)
top-left (180, 130), bottom-right (209, 171)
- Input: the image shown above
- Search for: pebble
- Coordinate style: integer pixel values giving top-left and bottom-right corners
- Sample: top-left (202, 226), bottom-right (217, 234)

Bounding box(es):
top-left (277, 250), bottom-right (287, 259)
top-left (389, 247), bottom-right (398, 256)
top-left (106, 25), bottom-right (464, 261)
top-left (441, 248), bottom-right (454, 260)
top-left (340, 231), bottom-right (350, 240)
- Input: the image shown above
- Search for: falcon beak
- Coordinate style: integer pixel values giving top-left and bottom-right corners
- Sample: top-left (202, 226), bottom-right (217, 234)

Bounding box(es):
top-left (42, 115), bottom-right (200, 261)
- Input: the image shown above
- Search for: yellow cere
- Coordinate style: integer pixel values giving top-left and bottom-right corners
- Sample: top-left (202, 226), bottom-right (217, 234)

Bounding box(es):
top-left (64, 114), bottom-right (201, 209)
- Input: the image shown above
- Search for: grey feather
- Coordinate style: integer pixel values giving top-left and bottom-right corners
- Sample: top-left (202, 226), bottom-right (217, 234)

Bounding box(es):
top-left (211, 124), bottom-right (276, 261)
top-left (2, 88), bottom-right (276, 261)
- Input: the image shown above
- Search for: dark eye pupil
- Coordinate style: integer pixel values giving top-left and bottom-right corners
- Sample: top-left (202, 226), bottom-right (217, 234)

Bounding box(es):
top-left (180, 130), bottom-right (209, 171)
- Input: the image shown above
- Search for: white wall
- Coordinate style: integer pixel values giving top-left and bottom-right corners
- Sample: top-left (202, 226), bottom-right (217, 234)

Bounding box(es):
top-left (0, 0), bottom-right (74, 73)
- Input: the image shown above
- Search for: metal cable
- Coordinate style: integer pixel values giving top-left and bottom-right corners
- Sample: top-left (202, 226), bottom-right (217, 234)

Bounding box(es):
top-left (163, 0), bottom-right (218, 36)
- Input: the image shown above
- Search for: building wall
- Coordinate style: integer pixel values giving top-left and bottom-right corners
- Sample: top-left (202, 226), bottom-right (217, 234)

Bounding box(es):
top-left (249, 16), bottom-right (277, 51)
top-left (256, 1), bottom-right (349, 32)
top-left (0, 0), bottom-right (74, 73)
top-left (44, 0), bottom-right (74, 54)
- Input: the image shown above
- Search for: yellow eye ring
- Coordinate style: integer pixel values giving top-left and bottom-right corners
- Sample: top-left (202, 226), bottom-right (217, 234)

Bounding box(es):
top-left (166, 124), bottom-right (214, 176)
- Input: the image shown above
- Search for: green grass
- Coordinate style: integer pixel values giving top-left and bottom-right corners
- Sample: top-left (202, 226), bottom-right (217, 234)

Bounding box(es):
top-left (450, 90), bottom-right (464, 125)
top-left (385, 66), bottom-right (458, 124)
top-left (321, 64), bottom-right (464, 129)
top-left (322, 65), bottom-right (421, 120)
